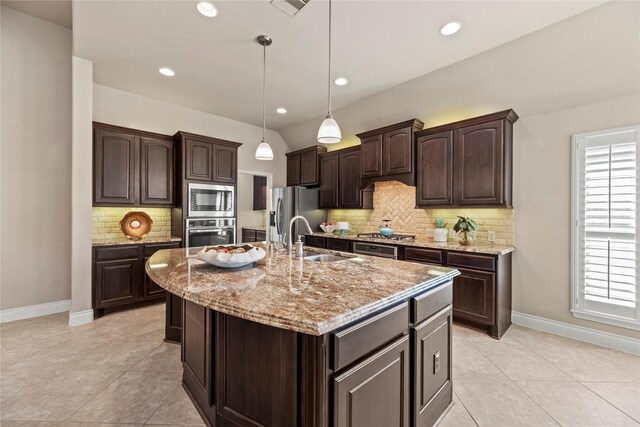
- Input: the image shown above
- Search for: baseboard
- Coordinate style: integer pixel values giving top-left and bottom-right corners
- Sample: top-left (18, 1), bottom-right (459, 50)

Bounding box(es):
top-left (0, 300), bottom-right (71, 323)
top-left (512, 311), bottom-right (640, 356)
top-left (68, 309), bottom-right (94, 326)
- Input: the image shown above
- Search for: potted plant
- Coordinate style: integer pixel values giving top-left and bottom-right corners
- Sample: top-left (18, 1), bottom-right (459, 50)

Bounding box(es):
top-left (453, 216), bottom-right (478, 245)
top-left (433, 218), bottom-right (448, 242)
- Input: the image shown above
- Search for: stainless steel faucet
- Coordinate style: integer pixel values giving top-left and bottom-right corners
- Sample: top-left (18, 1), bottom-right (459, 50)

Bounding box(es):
top-left (287, 215), bottom-right (313, 253)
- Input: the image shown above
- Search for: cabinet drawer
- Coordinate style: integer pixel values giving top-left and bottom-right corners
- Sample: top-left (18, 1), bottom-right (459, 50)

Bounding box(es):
top-left (447, 252), bottom-right (495, 272)
top-left (332, 303), bottom-right (408, 372)
top-left (404, 247), bottom-right (444, 265)
top-left (411, 281), bottom-right (453, 325)
top-left (256, 230), bottom-right (266, 241)
top-left (94, 245), bottom-right (140, 261)
top-left (144, 241), bottom-right (181, 256)
top-left (241, 229), bottom-right (256, 243)
top-left (326, 238), bottom-right (350, 252)
top-left (305, 235), bottom-right (326, 248)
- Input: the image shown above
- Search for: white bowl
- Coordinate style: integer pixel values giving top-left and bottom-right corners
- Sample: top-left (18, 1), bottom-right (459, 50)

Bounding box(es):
top-left (320, 224), bottom-right (336, 233)
top-left (196, 245), bottom-right (266, 268)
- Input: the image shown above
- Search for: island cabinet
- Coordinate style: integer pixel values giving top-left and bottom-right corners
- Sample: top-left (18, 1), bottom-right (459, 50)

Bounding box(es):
top-left (179, 281), bottom-right (454, 427)
top-left (415, 109), bottom-right (519, 208)
top-left (318, 147), bottom-right (373, 209)
top-left (356, 119), bottom-right (424, 188)
top-left (286, 146), bottom-right (327, 187)
top-left (93, 122), bottom-right (175, 207)
top-left (92, 241), bottom-right (180, 317)
top-left (174, 131), bottom-right (240, 184)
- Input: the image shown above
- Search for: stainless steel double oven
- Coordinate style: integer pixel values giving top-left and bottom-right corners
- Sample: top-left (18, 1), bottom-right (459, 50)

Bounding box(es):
top-left (185, 183), bottom-right (236, 255)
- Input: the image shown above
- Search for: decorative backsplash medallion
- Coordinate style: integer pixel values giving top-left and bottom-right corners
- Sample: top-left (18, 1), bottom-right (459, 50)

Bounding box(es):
top-left (92, 207), bottom-right (172, 240)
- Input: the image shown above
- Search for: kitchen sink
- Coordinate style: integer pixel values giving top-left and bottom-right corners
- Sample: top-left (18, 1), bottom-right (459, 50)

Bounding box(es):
top-left (304, 254), bottom-right (351, 263)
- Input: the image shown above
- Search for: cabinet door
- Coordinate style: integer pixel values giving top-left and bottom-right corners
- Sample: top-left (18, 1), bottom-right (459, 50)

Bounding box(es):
top-left (453, 120), bottom-right (504, 205)
top-left (140, 137), bottom-right (174, 206)
top-left (185, 139), bottom-right (213, 182)
top-left (383, 127), bottom-right (413, 176)
top-left (94, 258), bottom-right (140, 308)
top-left (213, 144), bottom-right (236, 184)
top-left (416, 131), bottom-right (453, 206)
top-left (241, 229), bottom-right (257, 243)
top-left (338, 150), bottom-right (363, 208)
top-left (253, 175), bottom-right (267, 210)
top-left (361, 135), bottom-right (383, 178)
top-left (300, 149), bottom-right (319, 186)
top-left (143, 256), bottom-right (165, 298)
top-left (94, 128), bottom-right (138, 205)
top-left (319, 153), bottom-right (339, 208)
top-left (286, 154), bottom-right (301, 187)
top-left (413, 307), bottom-right (452, 427)
top-left (452, 267), bottom-right (496, 325)
top-left (333, 336), bottom-right (410, 427)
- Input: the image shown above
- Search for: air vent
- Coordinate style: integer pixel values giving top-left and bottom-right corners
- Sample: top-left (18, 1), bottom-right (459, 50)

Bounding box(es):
top-left (270, 0), bottom-right (310, 17)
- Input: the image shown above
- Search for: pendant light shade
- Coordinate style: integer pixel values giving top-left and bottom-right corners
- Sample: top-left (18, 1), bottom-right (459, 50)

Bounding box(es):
top-left (317, 115), bottom-right (341, 144)
top-left (317, 0), bottom-right (341, 144)
top-left (255, 138), bottom-right (274, 160)
top-left (255, 35), bottom-right (274, 160)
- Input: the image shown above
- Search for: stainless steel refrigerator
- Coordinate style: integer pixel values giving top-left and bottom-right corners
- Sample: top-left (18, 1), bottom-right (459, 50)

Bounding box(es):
top-left (271, 187), bottom-right (327, 244)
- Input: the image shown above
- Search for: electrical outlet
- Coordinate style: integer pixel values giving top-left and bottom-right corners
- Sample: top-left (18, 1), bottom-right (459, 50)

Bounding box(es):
top-left (448, 229), bottom-right (456, 239)
top-left (488, 231), bottom-right (496, 242)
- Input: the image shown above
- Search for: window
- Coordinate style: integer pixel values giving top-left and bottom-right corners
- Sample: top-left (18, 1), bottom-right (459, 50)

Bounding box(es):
top-left (571, 125), bottom-right (639, 330)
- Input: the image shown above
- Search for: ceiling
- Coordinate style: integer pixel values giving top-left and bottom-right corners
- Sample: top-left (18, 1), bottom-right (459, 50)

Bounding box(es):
top-left (1, 0), bottom-right (71, 28)
top-left (73, 1), bottom-right (603, 131)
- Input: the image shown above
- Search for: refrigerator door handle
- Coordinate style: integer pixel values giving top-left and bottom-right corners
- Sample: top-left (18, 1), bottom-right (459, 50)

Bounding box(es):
top-left (276, 197), bottom-right (283, 236)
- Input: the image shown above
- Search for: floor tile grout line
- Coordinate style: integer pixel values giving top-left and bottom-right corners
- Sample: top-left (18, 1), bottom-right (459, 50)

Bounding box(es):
top-left (452, 390), bottom-right (480, 427)
top-left (63, 366), bottom-right (130, 422)
top-left (509, 379), bottom-right (564, 426)
top-left (143, 382), bottom-right (182, 425)
top-left (579, 381), bottom-right (640, 424)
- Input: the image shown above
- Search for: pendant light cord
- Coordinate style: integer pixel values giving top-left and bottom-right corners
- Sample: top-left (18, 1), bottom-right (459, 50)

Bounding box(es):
top-left (262, 42), bottom-right (266, 141)
top-left (327, 0), bottom-right (332, 116)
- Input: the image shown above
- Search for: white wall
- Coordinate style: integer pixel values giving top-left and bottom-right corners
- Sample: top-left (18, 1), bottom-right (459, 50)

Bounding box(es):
top-left (92, 84), bottom-right (291, 188)
top-left (279, 2), bottom-right (640, 339)
top-left (0, 7), bottom-right (72, 310)
top-left (237, 172), bottom-right (266, 234)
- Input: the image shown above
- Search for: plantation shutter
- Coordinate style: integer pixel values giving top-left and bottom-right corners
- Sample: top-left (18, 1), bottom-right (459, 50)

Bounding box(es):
top-left (573, 126), bottom-right (639, 326)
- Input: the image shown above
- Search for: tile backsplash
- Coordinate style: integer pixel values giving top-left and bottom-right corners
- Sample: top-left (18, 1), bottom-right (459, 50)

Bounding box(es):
top-left (327, 181), bottom-right (514, 246)
top-left (92, 207), bottom-right (172, 240)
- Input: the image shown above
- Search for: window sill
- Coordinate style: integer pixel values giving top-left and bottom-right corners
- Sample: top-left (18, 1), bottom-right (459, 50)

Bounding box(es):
top-left (571, 310), bottom-right (640, 331)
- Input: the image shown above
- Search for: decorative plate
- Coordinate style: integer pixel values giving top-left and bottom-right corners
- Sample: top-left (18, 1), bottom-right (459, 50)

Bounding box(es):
top-left (119, 211), bottom-right (153, 240)
top-left (196, 244), bottom-right (266, 268)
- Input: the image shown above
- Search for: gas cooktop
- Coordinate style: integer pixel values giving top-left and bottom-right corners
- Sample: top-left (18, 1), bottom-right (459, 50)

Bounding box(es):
top-left (357, 233), bottom-right (416, 241)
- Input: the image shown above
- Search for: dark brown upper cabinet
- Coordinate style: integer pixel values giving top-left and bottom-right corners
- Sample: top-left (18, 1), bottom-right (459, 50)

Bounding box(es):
top-left (415, 109), bottom-right (518, 208)
top-left (174, 131), bottom-right (241, 185)
top-left (285, 145), bottom-right (327, 187)
top-left (140, 137), bottom-right (174, 206)
top-left (416, 131), bottom-right (453, 206)
top-left (356, 119), bottom-right (424, 188)
top-left (253, 175), bottom-right (267, 210)
top-left (93, 123), bottom-right (174, 207)
top-left (319, 147), bottom-right (373, 209)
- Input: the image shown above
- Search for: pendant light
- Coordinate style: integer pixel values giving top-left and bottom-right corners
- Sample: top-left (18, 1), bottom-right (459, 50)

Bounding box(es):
top-left (255, 35), bottom-right (274, 160)
top-left (317, 0), bottom-right (341, 144)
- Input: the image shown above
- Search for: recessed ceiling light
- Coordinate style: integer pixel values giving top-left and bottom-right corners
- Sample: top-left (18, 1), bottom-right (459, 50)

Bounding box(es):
top-left (276, 107), bottom-right (287, 114)
top-left (334, 77), bottom-right (348, 86)
top-left (159, 67), bottom-right (175, 77)
top-left (440, 21), bottom-right (461, 36)
top-left (196, 1), bottom-right (218, 17)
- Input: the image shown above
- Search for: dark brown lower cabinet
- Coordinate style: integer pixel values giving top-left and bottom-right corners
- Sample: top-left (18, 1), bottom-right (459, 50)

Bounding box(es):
top-left (92, 241), bottom-right (181, 317)
top-left (241, 228), bottom-right (266, 243)
top-left (334, 335), bottom-right (410, 427)
top-left (451, 268), bottom-right (495, 325)
top-left (165, 293), bottom-right (183, 343)
top-left (413, 306), bottom-right (453, 427)
top-left (179, 279), bottom-right (454, 427)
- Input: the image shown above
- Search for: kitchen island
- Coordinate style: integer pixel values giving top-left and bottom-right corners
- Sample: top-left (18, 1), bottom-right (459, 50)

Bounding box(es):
top-left (146, 244), bottom-right (459, 427)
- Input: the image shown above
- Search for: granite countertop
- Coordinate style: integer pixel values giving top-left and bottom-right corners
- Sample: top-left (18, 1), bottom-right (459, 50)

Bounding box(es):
top-left (145, 243), bottom-right (459, 336)
top-left (243, 226), bottom-right (267, 231)
top-left (311, 232), bottom-right (515, 256)
top-left (92, 236), bottom-right (183, 247)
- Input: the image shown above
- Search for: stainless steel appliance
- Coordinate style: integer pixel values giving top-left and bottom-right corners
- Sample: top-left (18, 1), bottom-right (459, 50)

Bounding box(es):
top-left (271, 187), bottom-right (327, 243)
top-left (185, 218), bottom-right (236, 255)
top-left (357, 233), bottom-right (416, 241)
top-left (352, 242), bottom-right (398, 259)
top-left (188, 183), bottom-right (235, 218)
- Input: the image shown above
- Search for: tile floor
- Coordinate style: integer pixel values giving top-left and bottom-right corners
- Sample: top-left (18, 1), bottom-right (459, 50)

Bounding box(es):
top-left (0, 304), bottom-right (638, 427)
